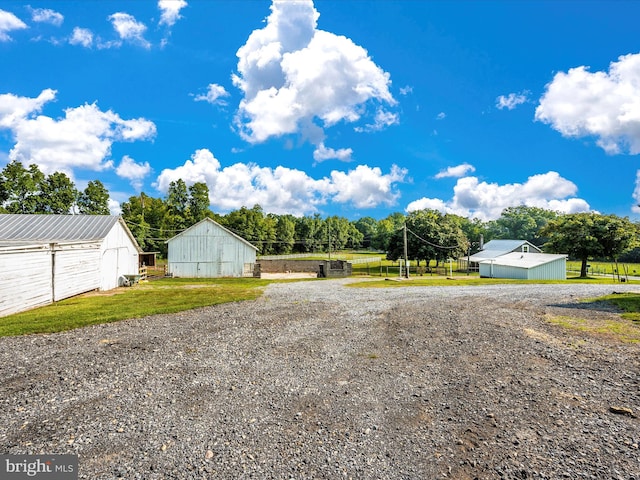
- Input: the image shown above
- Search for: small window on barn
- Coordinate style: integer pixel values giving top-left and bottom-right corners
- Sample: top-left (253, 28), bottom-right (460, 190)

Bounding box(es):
top-left (522, 245), bottom-right (529, 253)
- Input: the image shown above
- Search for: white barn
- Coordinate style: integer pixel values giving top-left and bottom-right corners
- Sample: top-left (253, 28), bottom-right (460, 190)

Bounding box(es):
top-left (461, 239), bottom-right (543, 272)
top-left (479, 252), bottom-right (567, 280)
top-left (0, 214), bottom-right (141, 317)
top-left (166, 218), bottom-right (258, 278)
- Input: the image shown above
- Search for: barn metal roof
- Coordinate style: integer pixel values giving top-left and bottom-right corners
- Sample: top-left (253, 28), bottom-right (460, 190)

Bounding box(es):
top-left (0, 214), bottom-right (123, 242)
top-left (478, 252), bottom-right (566, 269)
top-left (481, 240), bottom-right (541, 252)
top-left (468, 240), bottom-right (541, 262)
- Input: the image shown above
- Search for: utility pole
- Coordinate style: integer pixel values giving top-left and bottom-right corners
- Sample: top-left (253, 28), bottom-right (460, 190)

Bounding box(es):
top-left (403, 222), bottom-right (409, 278)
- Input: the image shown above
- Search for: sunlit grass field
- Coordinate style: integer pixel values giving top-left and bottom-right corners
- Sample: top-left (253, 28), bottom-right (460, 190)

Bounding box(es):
top-left (3, 253), bottom-right (639, 338)
top-left (0, 278), bottom-right (272, 337)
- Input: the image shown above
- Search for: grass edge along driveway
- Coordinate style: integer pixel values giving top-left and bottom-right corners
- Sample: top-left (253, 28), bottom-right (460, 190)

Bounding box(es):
top-left (2, 276), bottom-right (639, 338)
top-left (0, 278), bottom-right (272, 337)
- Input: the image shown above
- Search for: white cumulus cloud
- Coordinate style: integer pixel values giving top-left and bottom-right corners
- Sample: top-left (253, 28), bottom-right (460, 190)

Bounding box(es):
top-left (158, 0), bottom-right (187, 27)
top-left (69, 27), bottom-right (93, 47)
top-left (329, 164), bottom-right (407, 208)
top-left (435, 163), bottom-right (475, 179)
top-left (154, 149), bottom-right (406, 215)
top-left (116, 155), bottom-right (152, 190)
top-left (633, 170), bottom-right (640, 214)
top-left (536, 52), bottom-right (640, 154)
top-left (496, 91), bottom-right (529, 110)
top-left (406, 171), bottom-right (590, 220)
top-left (0, 9), bottom-right (27, 42)
top-left (29, 7), bottom-right (64, 26)
top-left (313, 143), bottom-right (353, 162)
top-left (0, 89), bottom-right (156, 177)
top-left (108, 12), bottom-right (150, 49)
top-left (194, 83), bottom-right (230, 106)
top-left (232, 0), bottom-right (396, 161)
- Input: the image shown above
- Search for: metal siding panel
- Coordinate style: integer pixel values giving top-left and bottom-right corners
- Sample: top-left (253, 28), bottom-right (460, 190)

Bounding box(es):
top-left (0, 247), bottom-right (52, 317)
top-left (53, 247), bottom-right (101, 301)
top-left (168, 220), bottom-right (255, 277)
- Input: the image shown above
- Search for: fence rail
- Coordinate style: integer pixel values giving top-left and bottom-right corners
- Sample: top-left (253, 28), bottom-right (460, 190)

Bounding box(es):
top-left (258, 253), bottom-right (316, 260)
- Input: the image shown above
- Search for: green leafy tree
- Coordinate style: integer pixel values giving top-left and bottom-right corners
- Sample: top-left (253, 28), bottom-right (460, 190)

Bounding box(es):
top-left (78, 180), bottom-right (110, 215)
top-left (221, 205), bottom-right (275, 254)
top-left (1, 161), bottom-right (44, 213)
top-left (166, 179), bottom-right (189, 232)
top-left (121, 193), bottom-right (151, 250)
top-left (542, 213), bottom-right (637, 277)
top-left (387, 210), bottom-right (468, 266)
top-left (372, 212), bottom-right (405, 251)
top-left (36, 171), bottom-right (78, 214)
top-left (187, 182), bottom-right (211, 224)
top-left (273, 214), bottom-right (296, 254)
top-left (294, 214), bottom-right (325, 253)
top-left (354, 217), bottom-right (378, 249)
top-left (453, 215), bottom-right (490, 254)
top-left (489, 206), bottom-right (558, 246)
top-left (0, 173), bottom-right (8, 210)
top-left (326, 216), bottom-right (362, 252)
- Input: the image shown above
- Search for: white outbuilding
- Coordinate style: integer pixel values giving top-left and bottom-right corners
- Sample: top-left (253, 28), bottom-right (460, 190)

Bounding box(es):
top-left (479, 252), bottom-right (567, 280)
top-left (166, 218), bottom-right (258, 278)
top-left (0, 214), bottom-right (141, 317)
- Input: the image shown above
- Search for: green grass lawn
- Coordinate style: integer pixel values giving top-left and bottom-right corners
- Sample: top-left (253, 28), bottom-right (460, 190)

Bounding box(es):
top-left (586, 292), bottom-right (640, 322)
top-left (4, 255), bottom-right (640, 338)
top-left (0, 278), bottom-right (272, 337)
top-left (347, 275), bottom-right (634, 288)
top-left (567, 260), bottom-right (640, 278)
top-left (548, 292), bottom-right (640, 343)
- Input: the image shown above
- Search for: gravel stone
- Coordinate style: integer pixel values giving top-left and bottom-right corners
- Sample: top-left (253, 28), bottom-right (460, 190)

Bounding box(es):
top-left (1, 280), bottom-right (639, 479)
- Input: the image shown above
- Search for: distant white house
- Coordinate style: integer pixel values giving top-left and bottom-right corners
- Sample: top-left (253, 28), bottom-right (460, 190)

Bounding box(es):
top-left (479, 252), bottom-right (567, 280)
top-left (0, 214), bottom-right (141, 317)
top-left (166, 218), bottom-right (258, 278)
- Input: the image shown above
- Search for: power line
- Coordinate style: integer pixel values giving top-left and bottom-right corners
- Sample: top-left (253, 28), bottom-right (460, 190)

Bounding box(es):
top-left (405, 226), bottom-right (460, 250)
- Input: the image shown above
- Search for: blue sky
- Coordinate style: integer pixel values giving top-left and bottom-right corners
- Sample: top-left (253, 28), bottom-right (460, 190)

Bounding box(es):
top-left (1, 1), bottom-right (639, 221)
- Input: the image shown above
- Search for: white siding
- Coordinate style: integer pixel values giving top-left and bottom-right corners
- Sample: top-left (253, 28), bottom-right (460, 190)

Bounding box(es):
top-left (100, 221), bottom-right (139, 290)
top-left (527, 257), bottom-right (566, 280)
top-left (0, 245), bottom-right (52, 316)
top-left (53, 243), bottom-right (101, 301)
top-left (479, 256), bottom-right (566, 280)
top-left (167, 219), bottom-right (257, 278)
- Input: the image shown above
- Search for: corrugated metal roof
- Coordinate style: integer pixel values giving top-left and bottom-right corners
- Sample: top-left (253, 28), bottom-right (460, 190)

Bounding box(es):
top-left (478, 252), bottom-right (566, 269)
top-left (468, 240), bottom-right (541, 262)
top-left (0, 214), bottom-right (121, 242)
top-left (482, 240), bottom-right (541, 252)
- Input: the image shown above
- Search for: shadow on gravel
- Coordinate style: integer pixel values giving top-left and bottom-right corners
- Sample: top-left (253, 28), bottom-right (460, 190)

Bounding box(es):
top-left (548, 300), bottom-right (623, 313)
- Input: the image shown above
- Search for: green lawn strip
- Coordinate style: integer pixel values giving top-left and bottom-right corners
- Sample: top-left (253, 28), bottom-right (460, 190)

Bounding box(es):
top-left (582, 292), bottom-right (640, 322)
top-left (347, 276), bottom-right (630, 288)
top-left (566, 260), bottom-right (640, 277)
top-left (0, 278), bottom-right (273, 337)
top-left (547, 315), bottom-right (640, 344)
top-left (545, 292), bottom-right (640, 343)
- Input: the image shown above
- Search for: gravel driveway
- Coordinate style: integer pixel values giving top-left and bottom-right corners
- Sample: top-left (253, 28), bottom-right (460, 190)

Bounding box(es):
top-left (1, 280), bottom-right (639, 479)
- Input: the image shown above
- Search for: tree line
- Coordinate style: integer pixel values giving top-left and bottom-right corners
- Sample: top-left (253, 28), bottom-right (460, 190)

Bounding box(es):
top-left (2, 161), bottom-right (639, 276)
top-left (0, 160), bottom-right (110, 215)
